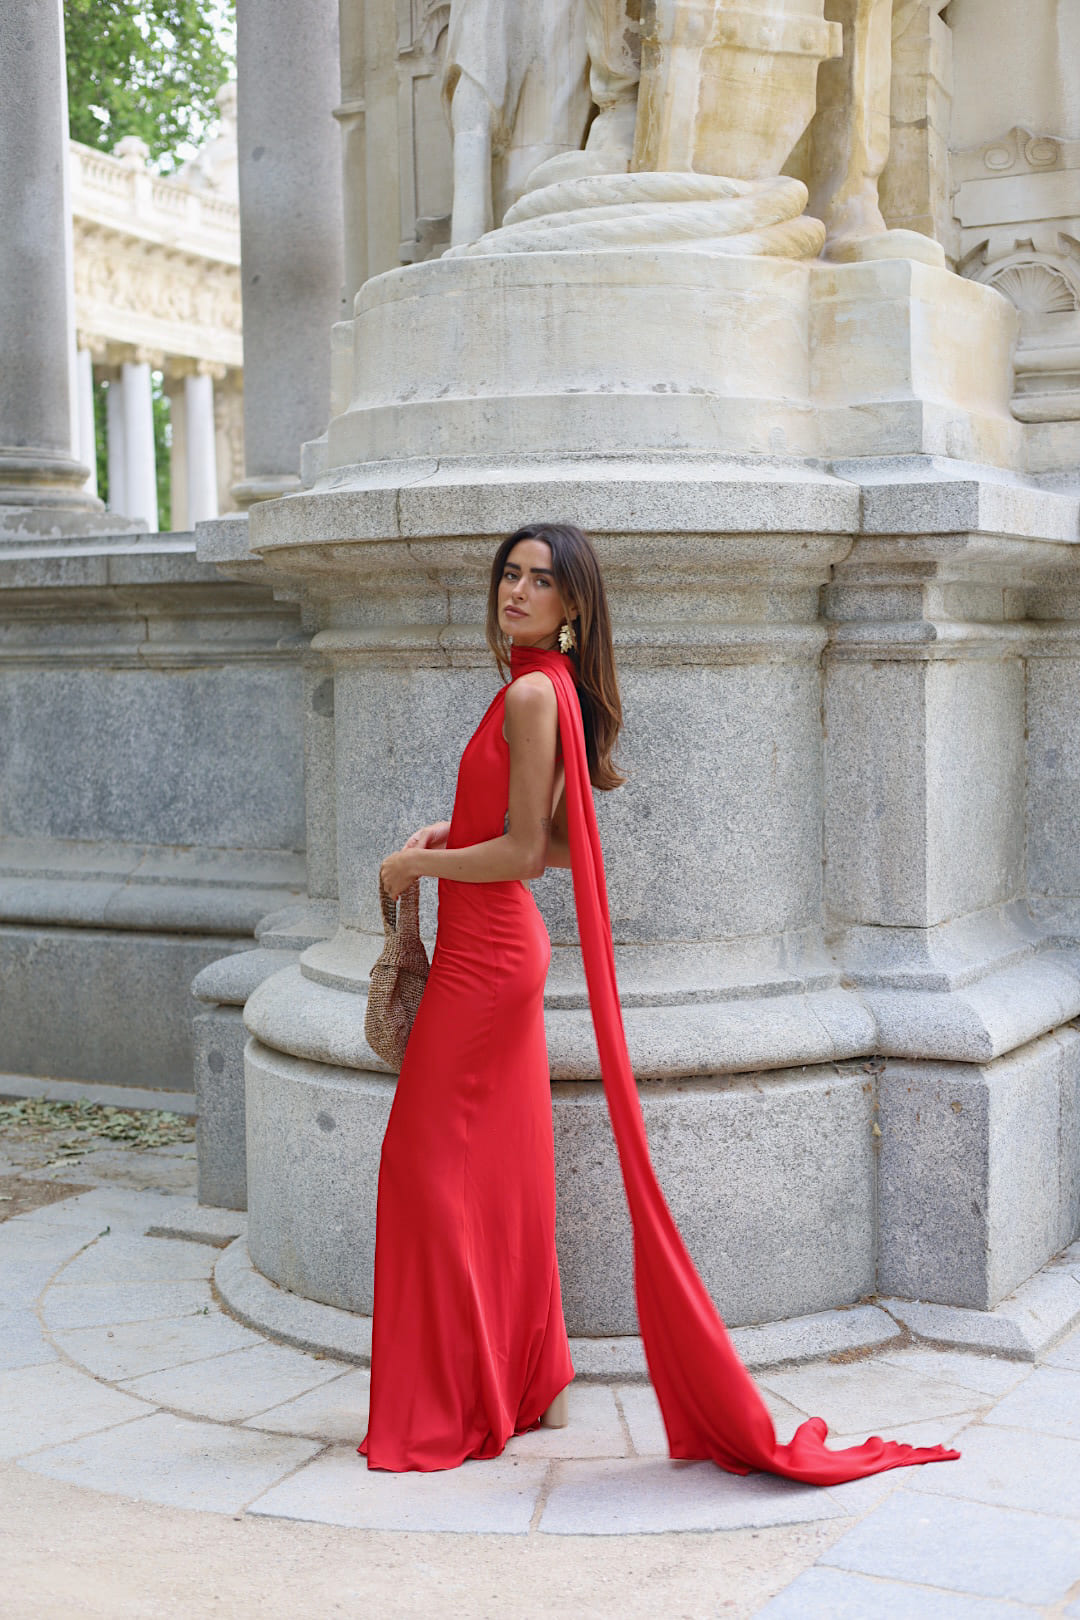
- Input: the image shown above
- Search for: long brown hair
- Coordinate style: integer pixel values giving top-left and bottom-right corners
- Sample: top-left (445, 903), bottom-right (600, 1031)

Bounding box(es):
top-left (486, 523), bottom-right (625, 791)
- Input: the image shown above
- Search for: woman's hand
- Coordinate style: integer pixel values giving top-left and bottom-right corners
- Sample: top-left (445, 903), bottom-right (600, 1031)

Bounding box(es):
top-left (402, 821), bottom-right (450, 852)
top-left (379, 846), bottom-right (420, 902)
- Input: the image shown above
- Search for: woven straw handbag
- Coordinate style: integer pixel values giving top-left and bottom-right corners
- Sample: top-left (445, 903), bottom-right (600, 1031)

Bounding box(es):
top-left (365, 878), bottom-right (430, 1068)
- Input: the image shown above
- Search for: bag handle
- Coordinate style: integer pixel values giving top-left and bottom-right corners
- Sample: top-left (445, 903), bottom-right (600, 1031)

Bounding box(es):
top-left (379, 877), bottom-right (420, 939)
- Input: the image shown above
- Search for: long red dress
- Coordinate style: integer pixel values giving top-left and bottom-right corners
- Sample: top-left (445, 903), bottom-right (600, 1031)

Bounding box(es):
top-left (361, 643), bottom-right (960, 1483)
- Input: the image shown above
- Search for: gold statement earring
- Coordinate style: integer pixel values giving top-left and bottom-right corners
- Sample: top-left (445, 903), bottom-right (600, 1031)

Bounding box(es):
top-left (558, 620), bottom-right (577, 654)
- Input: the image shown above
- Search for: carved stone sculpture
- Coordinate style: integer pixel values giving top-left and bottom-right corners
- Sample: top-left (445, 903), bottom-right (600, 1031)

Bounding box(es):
top-left (449, 0), bottom-right (842, 260)
top-left (443, 0), bottom-right (943, 264)
top-left (442, 0), bottom-right (591, 245)
top-left (807, 0), bottom-right (943, 262)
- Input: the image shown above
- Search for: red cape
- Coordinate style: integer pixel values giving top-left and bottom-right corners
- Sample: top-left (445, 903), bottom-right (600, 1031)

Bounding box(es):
top-left (511, 642), bottom-right (959, 1484)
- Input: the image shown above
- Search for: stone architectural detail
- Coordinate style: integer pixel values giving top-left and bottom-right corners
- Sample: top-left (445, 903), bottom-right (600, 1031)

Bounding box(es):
top-left (70, 105), bottom-right (245, 528)
top-left (945, 0), bottom-right (1080, 478)
top-left (952, 126), bottom-right (1080, 465)
top-left (874, 0), bottom-right (952, 247)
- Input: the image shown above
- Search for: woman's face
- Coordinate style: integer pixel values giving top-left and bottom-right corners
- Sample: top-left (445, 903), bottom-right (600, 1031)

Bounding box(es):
top-left (496, 539), bottom-right (573, 649)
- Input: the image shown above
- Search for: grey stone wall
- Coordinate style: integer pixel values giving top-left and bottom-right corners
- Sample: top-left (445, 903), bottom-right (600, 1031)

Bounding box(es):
top-left (0, 532), bottom-right (306, 1090)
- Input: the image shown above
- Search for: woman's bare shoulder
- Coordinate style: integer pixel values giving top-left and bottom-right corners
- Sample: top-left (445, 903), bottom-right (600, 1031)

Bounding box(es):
top-left (504, 670), bottom-right (558, 715)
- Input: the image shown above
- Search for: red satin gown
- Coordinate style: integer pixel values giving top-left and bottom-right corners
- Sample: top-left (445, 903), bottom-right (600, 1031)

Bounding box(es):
top-left (359, 668), bottom-right (574, 1471)
top-left (361, 644), bottom-right (960, 1483)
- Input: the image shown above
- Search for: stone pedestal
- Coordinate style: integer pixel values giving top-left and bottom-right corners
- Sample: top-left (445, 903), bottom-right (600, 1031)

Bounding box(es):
top-left (218, 217), bottom-right (1077, 1338)
top-left (324, 249), bottom-right (1019, 467)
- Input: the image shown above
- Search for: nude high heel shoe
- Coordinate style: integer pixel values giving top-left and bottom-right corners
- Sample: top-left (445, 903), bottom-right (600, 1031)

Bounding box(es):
top-left (540, 1388), bottom-right (569, 1429)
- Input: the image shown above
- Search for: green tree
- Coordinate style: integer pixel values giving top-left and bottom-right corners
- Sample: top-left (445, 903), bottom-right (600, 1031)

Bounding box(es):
top-left (65, 1), bottom-right (235, 170)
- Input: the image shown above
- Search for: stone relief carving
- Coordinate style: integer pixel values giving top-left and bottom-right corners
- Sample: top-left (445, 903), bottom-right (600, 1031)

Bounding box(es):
top-left (397, 0), bottom-right (454, 262)
top-left (73, 225), bottom-right (242, 356)
top-left (954, 126), bottom-right (1080, 429)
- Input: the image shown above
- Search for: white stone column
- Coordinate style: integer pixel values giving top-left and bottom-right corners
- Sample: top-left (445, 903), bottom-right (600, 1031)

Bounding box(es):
top-left (122, 358), bottom-right (158, 532)
top-left (232, 0), bottom-right (344, 505)
top-left (185, 368), bottom-right (220, 525)
top-left (75, 346), bottom-right (98, 499)
top-left (166, 375), bottom-right (189, 532)
top-left (0, 0), bottom-right (101, 525)
top-left (105, 377), bottom-right (127, 517)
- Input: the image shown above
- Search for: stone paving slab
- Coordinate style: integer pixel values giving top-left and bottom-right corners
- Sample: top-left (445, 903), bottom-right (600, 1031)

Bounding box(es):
top-left (120, 1341), bottom-right (351, 1423)
top-left (20, 1410), bottom-right (321, 1515)
top-left (214, 1237), bottom-right (371, 1364)
top-left (1043, 1323), bottom-right (1080, 1372)
top-left (539, 1457), bottom-right (843, 1536)
top-left (3, 1250), bottom-right (84, 1309)
top-left (881, 1269), bottom-right (1080, 1361)
top-left (0, 1308), bottom-right (57, 1371)
top-left (249, 1445), bottom-right (548, 1534)
top-left (616, 1383), bottom-right (669, 1456)
top-left (57, 1232), bottom-right (215, 1287)
top-left (876, 1346), bottom-right (1033, 1399)
top-left (616, 1381), bottom-right (807, 1458)
top-left (52, 1311), bottom-right (265, 1382)
top-left (243, 1367), bottom-right (371, 1443)
top-left (974, 1364), bottom-right (1080, 1442)
top-left (5, 1170), bottom-right (1080, 1596)
top-left (41, 1277), bottom-right (213, 1331)
top-left (758, 1359), bottom-right (981, 1436)
top-left (504, 1384), bottom-right (628, 1460)
top-left (20, 1186), bottom-right (188, 1234)
top-left (145, 1198), bottom-right (246, 1249)
top-left (0, 1073), bottom-right (197, 1116)
top-left (908, 1422), bottom-right (1080, 1517)
top-left (0, 1361), bottom-right (153, 1459)
top-left (819, 1489), bottom-right (1080, 1605)
top-left (827, 1411), bottom-right (981, 1453)
top-left (753, 1565), bottom-right (1040, 1619)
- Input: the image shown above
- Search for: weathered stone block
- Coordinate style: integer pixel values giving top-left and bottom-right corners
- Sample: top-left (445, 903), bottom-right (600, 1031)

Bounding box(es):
top-left (194, 1007), bottom-right (248, 1211)
top-left (193, 948), bottom-right (302, 1211)
top-left (824, 657), bottom-right (1025, 930)
top-left (0, 925), bottom-right (248, 1090)
top-left (878, 1028), bottom-right (1080, 1309)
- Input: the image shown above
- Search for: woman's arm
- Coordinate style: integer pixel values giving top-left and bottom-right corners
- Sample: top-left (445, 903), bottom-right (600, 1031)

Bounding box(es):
top-left (379, 674), bottom-right (559, 897)
top-left (402, 820), bottom-right (451, 852)
top-left (544, 784), bottom-right (571, 868)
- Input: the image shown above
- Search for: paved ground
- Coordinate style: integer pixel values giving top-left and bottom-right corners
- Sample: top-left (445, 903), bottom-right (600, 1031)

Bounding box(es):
top-left (2, 1113), bottom-right (1080, 1617)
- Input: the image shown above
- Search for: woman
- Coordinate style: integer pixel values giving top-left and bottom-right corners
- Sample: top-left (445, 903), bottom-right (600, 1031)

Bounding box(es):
top-left (362, 522), bottom-right (959, 1484)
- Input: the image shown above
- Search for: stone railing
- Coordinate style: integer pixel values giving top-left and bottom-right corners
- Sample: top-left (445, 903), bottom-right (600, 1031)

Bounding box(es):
top-left (69, 140), bottom-right (240, 265)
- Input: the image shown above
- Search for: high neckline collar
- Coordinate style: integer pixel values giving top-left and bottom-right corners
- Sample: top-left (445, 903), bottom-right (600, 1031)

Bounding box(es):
top-left (509, 642), bottom-right (576, 678)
